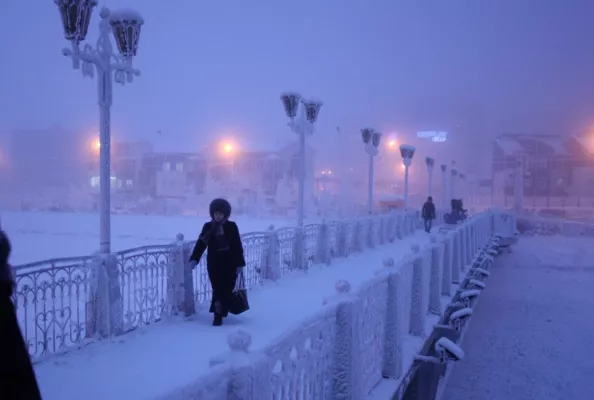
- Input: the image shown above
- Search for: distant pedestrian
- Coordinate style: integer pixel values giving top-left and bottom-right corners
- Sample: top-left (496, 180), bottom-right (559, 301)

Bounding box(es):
top-left (422, 196), bottom-right (436, 233)
top-left (0, 230), bottom-right (43, 400)
top-left (189, 199), bottom-right (247, 326)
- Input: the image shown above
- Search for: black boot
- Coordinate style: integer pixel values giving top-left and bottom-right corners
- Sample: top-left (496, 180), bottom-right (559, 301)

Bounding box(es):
top-left (213, 314), bottom-right (223, 326)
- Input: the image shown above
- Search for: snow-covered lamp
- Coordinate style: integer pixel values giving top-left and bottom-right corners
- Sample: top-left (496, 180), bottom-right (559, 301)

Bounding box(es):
top-left (302, 99), bottom-right (323, 124)
top-left (399, 144), bottom-right (416, 209)
top-left (361, 128), bottom-right (382, 214)
top-left (280, 92), bottom-right (301, 119)
top-left (55, 0), bottom-right (97, 44)
top-left (108, 8), bottom-right (144, 58)
top-left (425, 157), bottom-right (435, 198)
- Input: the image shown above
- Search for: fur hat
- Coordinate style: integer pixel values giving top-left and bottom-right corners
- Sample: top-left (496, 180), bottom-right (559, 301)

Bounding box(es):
top-left (209, 198), bottom-right (232, 219)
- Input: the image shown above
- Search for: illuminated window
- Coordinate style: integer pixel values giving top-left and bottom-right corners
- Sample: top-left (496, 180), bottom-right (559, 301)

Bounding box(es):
top-left (163, 162), bottom-right (170, 171)
top-left (176, 162), bottom-right (183, 172)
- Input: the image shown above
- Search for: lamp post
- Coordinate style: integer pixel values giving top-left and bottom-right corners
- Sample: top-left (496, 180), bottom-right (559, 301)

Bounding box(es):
top-left (399, 145), bottom-right (416, 209)
top-left (361, 128), bottom-right (382, 215)
top-left (280, 93), bottom-right (323, 228)
top-left (55, 0), bottom-right (144, 254)
top-left (440, 164), bottom-right (447, 210)
top-left (459, 172), bottom-right (466, 200)
top-left (280, 93), bottom-right (322, 270)
top-left (425, 157), bottom-right (435, 198)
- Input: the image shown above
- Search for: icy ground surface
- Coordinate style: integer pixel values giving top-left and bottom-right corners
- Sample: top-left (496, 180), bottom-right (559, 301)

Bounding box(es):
top-left (34, 230), bottom-right (432, 400)
top-left (3, 211), bottom-right (301, 264)
top-left (442, 236), bottom-right (594, 400)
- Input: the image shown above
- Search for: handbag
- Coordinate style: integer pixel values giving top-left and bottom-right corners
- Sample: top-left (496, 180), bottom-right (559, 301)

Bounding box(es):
top-left (229, 272), bottom-right (249, 315)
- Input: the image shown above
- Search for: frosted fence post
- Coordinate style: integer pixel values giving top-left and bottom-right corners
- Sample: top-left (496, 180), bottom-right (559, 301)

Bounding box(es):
top-left (409, 245), bottom-right (426, 338)
top-left (441, 234), bottom-right (453, 296)
top-left (331, 280), bottom-right (363, 400)
top-left (460, 225), bottom-right (468, 272)
top-left (366, 217), bottom-right (375, 248)
top-left (262, 225), bottom-right (281, 280)
top-left (87, 254), bottom-right (108, 338)
top-left (291, 227), bottom-right (307, 271)
top-left (378, 216), bottom-right (385, 245)
top-left (337, 221), bottom-right (348, 258)
top-left (388, 214), bottom-right (396, 242)
top-left (209, 330), bottom-right (267, 400)
top-left (352, 219), bottom-right (363, 252)
top-left (315, 220), bottom-right (330, 265)
top-left (382, 259), bottom-right (404, 379)
top-left (179, 239), bottom-right (197, 317)
top-left (98, 253), bottom-right (123, 336)
top-left (428, 237), bottom-right (443, 315)
top-left (450, 230), bottom-right (461, 284)
top-left (166, 234), bottom-right (186, 316)
top-left (395, 214), bottom-right (404, 240)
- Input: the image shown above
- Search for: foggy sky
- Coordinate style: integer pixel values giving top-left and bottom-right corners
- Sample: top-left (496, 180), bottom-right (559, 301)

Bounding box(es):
top-left (1, 0), bottom-right (594, 158)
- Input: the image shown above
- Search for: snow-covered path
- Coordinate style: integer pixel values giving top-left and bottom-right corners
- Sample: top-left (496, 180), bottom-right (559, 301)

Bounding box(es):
top-left (34, 230), bottom-right (433, 400)
top-left (442, 236), bottom-right (594, 400)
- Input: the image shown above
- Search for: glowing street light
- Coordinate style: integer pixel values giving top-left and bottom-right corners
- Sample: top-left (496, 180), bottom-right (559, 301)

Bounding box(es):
top-left (361, 128), bottom-right (382, 215)
top-left (55, 0), bottom-right (144, 255)
top-left (221, 142), bottom-right (234, 155)
top-left (387, 139), bottom-right (398, 151)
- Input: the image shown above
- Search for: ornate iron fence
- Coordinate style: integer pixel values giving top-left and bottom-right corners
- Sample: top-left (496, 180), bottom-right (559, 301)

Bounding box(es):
top-left (115, 245), bottom-right (171, 331)
top-left (11, 256), bottom-right (94, 358)
top-left (11, 211), bottom-right (421, 359)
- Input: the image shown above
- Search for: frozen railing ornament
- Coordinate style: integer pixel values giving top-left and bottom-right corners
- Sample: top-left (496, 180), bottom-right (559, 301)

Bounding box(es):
top-left (459, 289), bottom-right (480, 307)
top-left (470, 267), bottom-right (490, 279)
top-left (435, 337), bottom-right (464, 363)
top-left (227, 329), bottom-right (252, 352)
top-left (449, 307), bottom-right (472, 332)
top-left (465, 278), bottom-right (486, 290)
top-left (280, 92), bottom-right (301, 119)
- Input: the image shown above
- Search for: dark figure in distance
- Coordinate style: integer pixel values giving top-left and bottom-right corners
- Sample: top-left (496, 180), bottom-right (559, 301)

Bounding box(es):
top-left (190, 199), bottom-right (246, 326)
top-left (0, 231), bottom-right (43, 400)
top-left (422, 196), bottom-right (436, 233)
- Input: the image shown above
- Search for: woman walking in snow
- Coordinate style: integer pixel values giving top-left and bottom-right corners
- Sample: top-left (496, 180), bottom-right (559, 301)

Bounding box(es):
top-left (0, 230), bottom-right (43, 400)
top-left (190, 198), bottom-right (246, 326)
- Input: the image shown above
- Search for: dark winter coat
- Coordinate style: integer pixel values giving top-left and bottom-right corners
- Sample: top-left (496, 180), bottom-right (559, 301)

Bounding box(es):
top-left (190, 199), bottom-right (246, 316)
top-left (190, 220), bottom-right (246, 268)
top-left (0, 231), bottom-right (43, 400)
top-left (422, 201), bottom-right (436, 220)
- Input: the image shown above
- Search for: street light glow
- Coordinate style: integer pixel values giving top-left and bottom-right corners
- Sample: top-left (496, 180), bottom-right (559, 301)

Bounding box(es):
top-left (221, 142), bottom-right (234, 154)
top-left (388, 139), bottom-right (398, 150)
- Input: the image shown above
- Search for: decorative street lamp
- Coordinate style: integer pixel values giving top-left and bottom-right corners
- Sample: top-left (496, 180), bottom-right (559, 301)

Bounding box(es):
top-left (55, 0), bottom-right (144, 254)
top-left (399, 145), bottom-right (416, 209)
top-left (459, 172), bottom-right (466, 201)
top-left (440, 164), bottom-right (447, 210)
top-left (280, 92), bottom-right (323, 270)
top-left (361, 128), bottom-right (382, 215)
top-left (425, 157), bottom-right (435, 198)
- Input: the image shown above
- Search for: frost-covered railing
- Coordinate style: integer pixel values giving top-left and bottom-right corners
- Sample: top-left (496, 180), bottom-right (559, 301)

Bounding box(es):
top-left (155, 211), bottom-right (501, 400)
top-left (12, 210), bottom-right (436, 359)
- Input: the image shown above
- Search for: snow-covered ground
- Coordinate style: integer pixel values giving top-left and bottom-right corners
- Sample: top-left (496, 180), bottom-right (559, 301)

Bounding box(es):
top-left (34, 230), bottom-right (433, 400)
top-left (2, 211), bottom-right (299, 264)
top-left (442, 236), bottom-right (594, 400)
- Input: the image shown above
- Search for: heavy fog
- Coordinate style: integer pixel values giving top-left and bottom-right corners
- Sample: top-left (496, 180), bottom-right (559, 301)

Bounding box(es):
top-left (2, 0), bottom-right (594, 217)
